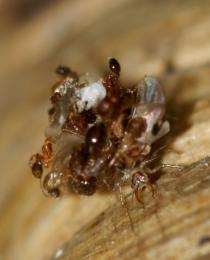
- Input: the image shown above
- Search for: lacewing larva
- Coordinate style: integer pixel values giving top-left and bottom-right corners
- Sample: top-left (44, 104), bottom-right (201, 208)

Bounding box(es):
top-left (29, 58), bottom-right (170, 202)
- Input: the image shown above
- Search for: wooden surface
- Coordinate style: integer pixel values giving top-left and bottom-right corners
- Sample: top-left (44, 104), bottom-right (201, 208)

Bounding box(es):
top-left (1, 0), bottom-right (210, 259)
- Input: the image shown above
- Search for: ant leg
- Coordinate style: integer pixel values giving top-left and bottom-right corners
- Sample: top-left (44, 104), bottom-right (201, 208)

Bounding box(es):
top-left (149, 182), bottom-right (157, 198)
top-left (139, 145), bottom-right (167, 168)
top-left (161, 163), bottom-right (184, 171)
top-left (143, 163), bottom-right (183, 175)
top-left (139, 144), bottom-right (184, 172)
top-left (115, 184), bottom-right (136, 234)
top-left (134, 187), bottom-right (145, 205)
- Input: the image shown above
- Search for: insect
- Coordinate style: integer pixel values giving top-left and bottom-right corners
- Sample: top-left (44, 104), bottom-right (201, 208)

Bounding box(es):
top-left (29, 58), bottom-right (170, 201)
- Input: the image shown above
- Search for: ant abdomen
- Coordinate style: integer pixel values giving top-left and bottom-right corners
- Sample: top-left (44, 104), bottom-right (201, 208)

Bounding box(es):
top-left (42, 171), bottom-right (63, 198)
top-left (85, 122), bottom-right (107, 154)
top-left (109, 57), bottom-right (121, 76)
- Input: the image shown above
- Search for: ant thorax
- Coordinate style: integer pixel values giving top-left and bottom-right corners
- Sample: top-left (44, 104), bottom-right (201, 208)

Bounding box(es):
top-left (29, 59), bottom-right (169, 200)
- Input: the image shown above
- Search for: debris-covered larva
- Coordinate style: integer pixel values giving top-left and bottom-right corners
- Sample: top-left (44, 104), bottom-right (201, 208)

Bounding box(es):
top-left (29, 58), bottom-right (170, 201)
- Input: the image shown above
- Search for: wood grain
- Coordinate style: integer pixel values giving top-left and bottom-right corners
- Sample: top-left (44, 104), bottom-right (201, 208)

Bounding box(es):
top-left (52, 158), bottom-right (210, 260)
top-left (1, 0), bottom-right (210, 259)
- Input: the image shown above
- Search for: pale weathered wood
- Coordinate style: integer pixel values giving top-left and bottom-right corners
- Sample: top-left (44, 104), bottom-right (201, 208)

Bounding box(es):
top-left (1, 1), bottom-right (210, 259)
top-left (51, 158), bottom-right (210, 260)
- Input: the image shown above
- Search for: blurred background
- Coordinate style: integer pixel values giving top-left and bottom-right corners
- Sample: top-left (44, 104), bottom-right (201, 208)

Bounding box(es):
top-left (1, 0), bottom-right (210, 259)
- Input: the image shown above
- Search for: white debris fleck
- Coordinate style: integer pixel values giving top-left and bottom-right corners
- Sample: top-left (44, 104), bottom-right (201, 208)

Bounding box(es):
top-left (54, 248), bottom-right (64, 258)
top-left (54, 77), bottom-right (75, 96)
top-left (75, 79), bottom-right (106, 112)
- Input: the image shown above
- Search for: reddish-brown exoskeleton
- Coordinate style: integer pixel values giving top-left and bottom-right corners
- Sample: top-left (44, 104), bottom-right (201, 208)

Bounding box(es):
top-left (29, 58), bottom-right (170, 201)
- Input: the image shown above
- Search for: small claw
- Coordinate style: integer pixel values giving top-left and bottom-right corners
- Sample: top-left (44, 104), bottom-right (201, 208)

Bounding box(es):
top-left (149, 183), bottom-right (156, 198)
top-left (134, 188), bottom-right (145, 205)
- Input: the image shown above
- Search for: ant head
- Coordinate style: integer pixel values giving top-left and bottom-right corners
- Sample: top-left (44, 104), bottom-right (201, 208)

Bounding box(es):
top-left (29, 153), bottom-right (43, 178)
top-left (56, 65), bottom-right (71, 77)
top-left (109, 58), bottom-right (121, 76)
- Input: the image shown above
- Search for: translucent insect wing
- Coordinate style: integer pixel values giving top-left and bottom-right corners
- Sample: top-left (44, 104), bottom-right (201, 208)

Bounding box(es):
top-left (138, 76), bottom-right (165, 106)
top-left (134, 76), bottom-right (169, 145)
